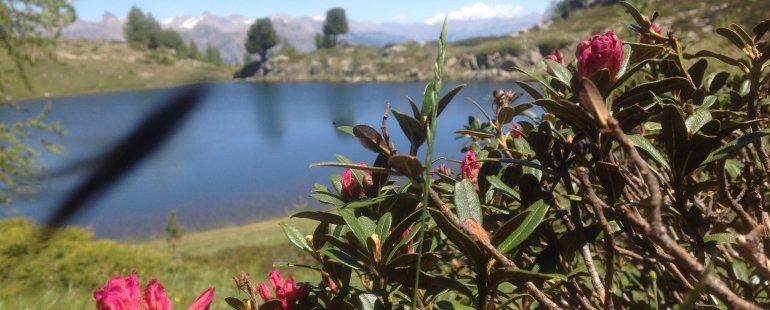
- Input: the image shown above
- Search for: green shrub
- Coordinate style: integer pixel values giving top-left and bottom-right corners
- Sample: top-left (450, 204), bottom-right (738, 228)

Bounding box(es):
top-left (226, 2), bottom-right (770, 309)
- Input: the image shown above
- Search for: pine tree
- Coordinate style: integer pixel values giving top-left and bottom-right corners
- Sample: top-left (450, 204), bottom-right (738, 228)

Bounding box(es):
top-left (245, 17), bottom-right (277, 62)
top-left (322, 7), bottom-right (349, 47)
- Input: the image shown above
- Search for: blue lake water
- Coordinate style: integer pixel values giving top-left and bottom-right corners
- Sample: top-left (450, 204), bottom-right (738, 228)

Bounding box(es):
top-left (6, 81), bottom-right (526, 238)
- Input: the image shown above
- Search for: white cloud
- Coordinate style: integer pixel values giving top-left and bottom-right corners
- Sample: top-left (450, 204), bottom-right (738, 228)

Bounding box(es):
top-left (393, 13), bottom-right (408, 22)
top-left (312, 14), bottom-right (324, 22)
top-left (424, 2), bottom-right (525, 25)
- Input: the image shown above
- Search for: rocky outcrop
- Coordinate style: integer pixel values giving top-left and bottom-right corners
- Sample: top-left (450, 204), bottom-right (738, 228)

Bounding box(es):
top-left (241, 43), bottom-right (544, 83)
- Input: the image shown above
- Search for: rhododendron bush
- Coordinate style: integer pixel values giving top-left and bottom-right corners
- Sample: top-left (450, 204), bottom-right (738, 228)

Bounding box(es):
top-left (181, 2), bottom-right (766, 309)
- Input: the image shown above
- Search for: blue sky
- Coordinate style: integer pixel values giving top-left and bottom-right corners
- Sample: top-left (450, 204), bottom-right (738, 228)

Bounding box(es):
top-left (74, 1), bottom-right (550, 24)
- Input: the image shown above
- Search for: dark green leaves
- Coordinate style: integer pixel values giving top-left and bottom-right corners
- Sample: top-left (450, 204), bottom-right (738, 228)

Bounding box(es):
top-left (753, 19), bottom-right (770, 41)
top-left (392, 109), bottom-right (426, 155)
top-left (613, 77), bottom-right (692, 111)
top-left (494, 199), bottom-right (548, 254)
top-left (437, 84), bottom-right (465, 117)
top-left (353, 125), bottom-right (390, 155)
top-left (454, 179), bottom-right (482, 224)
top-left (388, 155), bottom-right (424, 181)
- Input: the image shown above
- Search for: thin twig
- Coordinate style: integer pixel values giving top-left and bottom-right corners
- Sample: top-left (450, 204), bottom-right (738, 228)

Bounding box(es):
top-left (607, 117), bottom-right (761, 310)
top-left (577, 167), bottom-right (616, 310)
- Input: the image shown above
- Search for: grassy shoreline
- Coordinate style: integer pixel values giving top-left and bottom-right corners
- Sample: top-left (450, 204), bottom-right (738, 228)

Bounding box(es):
top-left (0, 216), bottom-right (318, 308)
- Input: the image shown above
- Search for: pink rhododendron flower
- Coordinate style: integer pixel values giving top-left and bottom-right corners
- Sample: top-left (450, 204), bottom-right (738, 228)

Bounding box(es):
top-left (94, 274), bottom-right (214, 310)
top-left (258, 270), bottom-right (309, 310)
top-left (94, 273), bottom-right (142, 310)
top-left (545, 49), bottom-right (566, 66)
top-left (461, 150), bottom-right (481, 182)
top-left (187, 287), bottom-right (215, 310)
top-left (341, 162), bottom-right (373, 200)
top-left (640, 23), bottom-right (662, 44)
top-left (576, 30), bottom-right (623, 82)
top-left (143, 279), bottom-right (171, 310)
top-left (258, 282), bottom-right (273, 300)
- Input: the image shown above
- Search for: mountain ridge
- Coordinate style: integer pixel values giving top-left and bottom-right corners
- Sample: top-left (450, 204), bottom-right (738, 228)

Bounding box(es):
top-left (63, 11), bottom-right (544, 63)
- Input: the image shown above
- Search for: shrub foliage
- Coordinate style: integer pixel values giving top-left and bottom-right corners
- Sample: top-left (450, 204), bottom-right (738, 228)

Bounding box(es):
top-left (223, 2), bottom-right (770, 309)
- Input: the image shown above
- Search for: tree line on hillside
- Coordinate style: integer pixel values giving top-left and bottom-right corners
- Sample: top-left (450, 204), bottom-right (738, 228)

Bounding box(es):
top-left (124, 6), bottom-right (223, 65)
top-left (237, 7), bottom-right (349, 78)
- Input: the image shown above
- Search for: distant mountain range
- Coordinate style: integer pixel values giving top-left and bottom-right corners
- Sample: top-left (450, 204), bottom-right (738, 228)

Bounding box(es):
top-left (62, 12), bottom-right (544, 63)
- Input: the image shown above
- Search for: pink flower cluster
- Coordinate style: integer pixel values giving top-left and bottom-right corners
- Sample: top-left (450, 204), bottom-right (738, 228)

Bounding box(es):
top-left (257, 270), bottom-right (309, 310)
top-left (461, 150), bottom-right (481, 182)
top-left (341, 162), bottom-right (373, 200)
top-left (575, 30), bottom-right (624, 82)
top-left (93, 273), bottom-right (214, 310)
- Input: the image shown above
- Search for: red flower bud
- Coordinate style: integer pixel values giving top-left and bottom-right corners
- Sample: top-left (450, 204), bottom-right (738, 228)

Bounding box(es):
top-left (461, 150), bottom-right (481, 182)
top-left (341, 162), bottom-right (373, 200)
top-left (576, 30), bottom-right (623, 83)
top-left (143, 279), bottom-right (171, 310)
top-left (545, 49), bottom-right (565, 66)
top-left (639, 23), bottom-right (662, 44)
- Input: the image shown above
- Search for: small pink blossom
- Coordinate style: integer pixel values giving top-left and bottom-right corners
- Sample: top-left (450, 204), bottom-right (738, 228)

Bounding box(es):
top-left (94, 274), bottom-right (215, 310)
top-left (258, 270), bottom-right (309, 310)
top-left (640, 23), bottom-right (662, 44)
top-left (187, 287), bottom-right (215, 310)
top-left (576, 30), bottom-right (624, 83)
top-left (545, 49), bottom-right (565, 66)
top-left (341, 162), bottom-right (373, 200)
top-left (461, 150), bottom-right (481, 182)
top-left (258, 282), bottom-right (273, 300)
top-left (143, 279), bottom-right (171, 310)
top-left (94, 273), bottom-right (142, 310)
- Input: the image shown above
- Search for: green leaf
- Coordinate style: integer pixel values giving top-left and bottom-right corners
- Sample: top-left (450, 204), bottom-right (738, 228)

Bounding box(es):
top-left (703, 232), bottom-right (735, 245)
top-left (619, 1), bottom-right (646, 26)
top-left (701, 130), bottom-right (770, 166)
top-left (375, 212), bottom-right (392, 239)
top-left (359, 216), bottom-right (376, 237)
top-left (686, 50), bottom-right (742, 68)
top-left (627, 135), bottom-right (671, 171)
top-left (454, 179), bottom-right (482, 224)
top-left (496, 200), bottom-right (548, 253)
top-left (716, 27), bottom-right (748, 50)
top-left (613, 77), bottom-right (692, 110)
top-left (544, 59), bottom-right (572, 86)
top-left (281, 223), bottom-right (312, 252)
top-left (685, 109), bottom-right (712, 134)
top-left (515, 81), bottom-right (543, 99)
top-left (291, 211), bottom-right (345, 225)
top-left (337, 126), bottom-right (354, 136)
top-left (486, 175), bottom-right (521, 201)
top-left (392, 109), bottom-right (426, 154)
top-left (340, 209), bottom-right (368, 246)
top-left (357, 293), bottom-right (381, 310)
top-left (437, 84), bottom-right (465, 117)
top-left (353, 124), bottom-right (390, 155)
top-left (753, 19), bottom-right (770, 41)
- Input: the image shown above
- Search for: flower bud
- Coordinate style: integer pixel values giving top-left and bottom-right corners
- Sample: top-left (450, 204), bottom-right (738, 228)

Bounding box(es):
top-left (461, 150), bottom-right (481, 183)
top-left (576, 30), bottom-right (623, 83)
top-left (544, 49), bottom-right (565, 66)
top-left (639, 23), bottom-right (662, 44)
top-left (341, 162), bottom-right (373, 200)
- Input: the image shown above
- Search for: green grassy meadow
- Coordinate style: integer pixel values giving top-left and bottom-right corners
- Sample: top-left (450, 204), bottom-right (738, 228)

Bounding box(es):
top-left (0, 217), bottom-right (318, 309)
